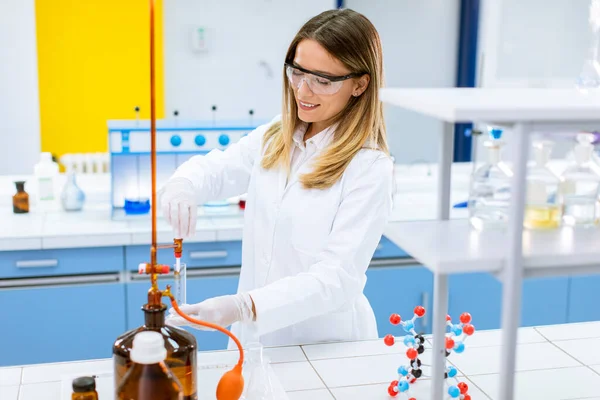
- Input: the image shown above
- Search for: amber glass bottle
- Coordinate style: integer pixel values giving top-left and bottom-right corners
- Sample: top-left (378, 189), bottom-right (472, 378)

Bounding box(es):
top-left (113, 301), bottom-right (198, 400)
top-left (13, 181), bottom-right (29, 214)
top-left (117, 331), bottom-right (183, 400)
top-left (71, 376), bottom-right (98, 400)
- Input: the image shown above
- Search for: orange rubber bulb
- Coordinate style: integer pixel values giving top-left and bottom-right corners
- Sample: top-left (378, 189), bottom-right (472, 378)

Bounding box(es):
top-left (216, 364), bottom-right (244, 400)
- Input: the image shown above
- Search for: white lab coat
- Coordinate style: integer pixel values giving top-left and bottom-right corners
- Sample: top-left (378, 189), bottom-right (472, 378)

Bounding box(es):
top-left (172, 115), bottom-right (394, 348)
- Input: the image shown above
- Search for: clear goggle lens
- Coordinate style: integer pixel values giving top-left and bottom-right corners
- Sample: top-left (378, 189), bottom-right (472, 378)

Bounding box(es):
top-left (285, 65), bottom-right (346, 95)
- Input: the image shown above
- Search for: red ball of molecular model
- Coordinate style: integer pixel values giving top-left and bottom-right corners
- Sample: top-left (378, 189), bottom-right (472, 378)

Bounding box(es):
top-left (384, 307), bottom-right (476, 399)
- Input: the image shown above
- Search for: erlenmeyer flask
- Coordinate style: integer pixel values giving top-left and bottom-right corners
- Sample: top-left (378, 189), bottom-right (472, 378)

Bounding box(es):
top-left (241, 342), bottom-right (276, 400)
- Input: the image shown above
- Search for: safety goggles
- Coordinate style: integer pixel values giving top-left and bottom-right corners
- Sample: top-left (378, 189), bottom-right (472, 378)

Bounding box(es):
top-left (285, 62), bottom-right (362, 95)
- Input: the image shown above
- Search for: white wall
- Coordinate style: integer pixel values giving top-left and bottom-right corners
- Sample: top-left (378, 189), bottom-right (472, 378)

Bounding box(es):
top-left (478, 0), bottom-right (590, 89)
top-left (346, 0), bottom-right (461, 164)
top-left (476, 0), bottom-right (593, 161)
top-left (0, 0), bottom-right (41, 175)
top-left (163, 0), bottom-right (336, 123)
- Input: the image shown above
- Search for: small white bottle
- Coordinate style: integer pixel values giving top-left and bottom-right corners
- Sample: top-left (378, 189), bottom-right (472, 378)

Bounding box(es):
top-left (34, 152), bottom-right (60, 210)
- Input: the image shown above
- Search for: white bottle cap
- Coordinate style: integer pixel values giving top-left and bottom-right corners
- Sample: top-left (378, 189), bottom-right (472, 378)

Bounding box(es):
top-left (130, 331), bottom-right (167, 364)
top-left (40, 152), bottom-right (53, 163)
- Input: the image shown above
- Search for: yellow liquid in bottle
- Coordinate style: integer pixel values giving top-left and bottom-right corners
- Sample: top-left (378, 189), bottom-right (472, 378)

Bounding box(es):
top-left (524, 205), bottom-right (561, 229)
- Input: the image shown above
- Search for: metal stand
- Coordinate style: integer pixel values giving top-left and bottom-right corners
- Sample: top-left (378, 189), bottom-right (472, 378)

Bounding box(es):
top-left (498, 123), bottom-right (530, 400)
top-left (432, 122), bottom-right (454, 399)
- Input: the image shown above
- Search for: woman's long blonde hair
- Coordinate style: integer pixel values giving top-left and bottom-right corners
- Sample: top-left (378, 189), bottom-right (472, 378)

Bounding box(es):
top-left (260, 9), bottom-right (388, 190)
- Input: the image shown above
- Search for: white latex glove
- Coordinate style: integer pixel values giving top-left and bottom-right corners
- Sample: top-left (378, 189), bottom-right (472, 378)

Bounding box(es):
top-left (159, 177), bottom-right (197, 238)
top-left (166, 293), bottom-right (255, 330)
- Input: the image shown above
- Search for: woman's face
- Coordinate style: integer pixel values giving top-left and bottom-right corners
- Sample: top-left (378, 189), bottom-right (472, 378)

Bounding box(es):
top-left (288, 39), bottom-right (368, 127)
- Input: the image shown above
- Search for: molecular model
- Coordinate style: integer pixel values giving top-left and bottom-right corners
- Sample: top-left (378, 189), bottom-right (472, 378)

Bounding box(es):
top-left (383, 306), bottom-right (476, 400)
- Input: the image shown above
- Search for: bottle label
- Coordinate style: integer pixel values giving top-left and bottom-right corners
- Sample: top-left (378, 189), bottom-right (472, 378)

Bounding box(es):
top-left (38, 177), bottom-right (55, 201)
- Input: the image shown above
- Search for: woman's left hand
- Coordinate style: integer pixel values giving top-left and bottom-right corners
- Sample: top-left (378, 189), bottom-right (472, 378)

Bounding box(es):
top-left (166, 293), bottom-right (255, 330)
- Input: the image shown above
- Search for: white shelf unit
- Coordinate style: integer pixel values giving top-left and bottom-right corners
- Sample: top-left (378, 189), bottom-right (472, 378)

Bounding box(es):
top-left (379, 87), bottom-right (600, 400)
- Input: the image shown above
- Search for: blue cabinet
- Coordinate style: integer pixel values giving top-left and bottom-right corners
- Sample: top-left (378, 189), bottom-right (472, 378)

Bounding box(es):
top-left (365, 264), bottom-right (434, 337)
top-left (372, 236), bottom-right (409, 260)
top-left (567, 275), bottom-right (600, 323)
top-left (126, 270), bottom-right (240, 351)
top-left (0, 280), bottom-right (126, 367)
top-left (448, 273), bottom-right (569, 330)
top-left (0, 247), bottom-right (124, 279)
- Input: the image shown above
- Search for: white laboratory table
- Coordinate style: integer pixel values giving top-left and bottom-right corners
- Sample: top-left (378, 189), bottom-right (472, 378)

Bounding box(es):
top-left (2, 321), bottom-right (600, 400)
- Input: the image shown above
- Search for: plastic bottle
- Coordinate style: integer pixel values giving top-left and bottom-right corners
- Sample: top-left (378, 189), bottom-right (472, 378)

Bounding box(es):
top-left (116, 331), bottom-right (183, 400)
top-left (468, 128), bottom-right (513, 231)
top-left (12, 181), bottom-right (29, 214)
top-left (33, 152), bottom-right (60, 210)
top-left (524, 141), bottom-right (561, 229)
top-left (558, 134), bottom-right (600, 227)
top-left (71, 376), bottom-right (98, 400)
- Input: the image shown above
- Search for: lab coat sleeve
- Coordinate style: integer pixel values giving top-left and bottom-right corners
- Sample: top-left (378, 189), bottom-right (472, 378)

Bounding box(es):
top-left (169, 115), bottom-right (280, 204)
top-left (248, 153), bottom-right (394, 335)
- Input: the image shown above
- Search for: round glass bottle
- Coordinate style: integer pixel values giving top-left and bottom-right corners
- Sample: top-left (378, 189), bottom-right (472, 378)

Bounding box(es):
top-left (558, 136), bottom-right (600, 227)
top-left (524, 141), bottom-right (561, 229)
top-left (468, 128), bottom-right (513, 231)
top-left (113, 300), bottom-right (198, 400)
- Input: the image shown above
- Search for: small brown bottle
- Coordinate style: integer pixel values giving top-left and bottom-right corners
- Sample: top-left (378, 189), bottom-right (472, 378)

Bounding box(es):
top-left (13, 181), bottom-right (29, 214)
top-left (117, 331), bottom-right (183, 400)
top-left (71, 376), bottom-right (98, 400)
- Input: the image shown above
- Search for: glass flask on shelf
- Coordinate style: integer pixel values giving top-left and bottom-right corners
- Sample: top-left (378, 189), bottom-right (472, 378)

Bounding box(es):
top-left (558, 134), bottom-right (600, 227)
top-left (117, 331), bottom-right (183, 400)
top-left (577, 0), bottom-right (600, 88)
top-left (468, 128), bottom-right (513, 231)
top-left (113, 298), bottom-right (198, 400)
top-left (524, 140), bottom-right (561, 229)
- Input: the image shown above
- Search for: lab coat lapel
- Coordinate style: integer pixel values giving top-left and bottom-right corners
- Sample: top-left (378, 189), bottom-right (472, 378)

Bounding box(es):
top-left (281, 123), bottom-right (336, 197)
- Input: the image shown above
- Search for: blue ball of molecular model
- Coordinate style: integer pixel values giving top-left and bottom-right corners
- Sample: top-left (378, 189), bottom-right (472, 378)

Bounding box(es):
top-left (403, 335), bottom-right (416, 347)
top-left (452, 324), bottom-right (463, 336)
top-left (454, 342), bottom-right (465, 354)
top-left (447, 366), bottom-right (458, 378)
top-left (398, 365), bottom-right (409, 376)
top-left (448, 385), bottom-right (460, 398)
top-left (397, 380), bottom-right (409, 393)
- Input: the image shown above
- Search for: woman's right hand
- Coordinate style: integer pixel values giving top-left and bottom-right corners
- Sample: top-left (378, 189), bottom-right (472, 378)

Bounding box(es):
top-left (159, 178), bottom-right (198, 238)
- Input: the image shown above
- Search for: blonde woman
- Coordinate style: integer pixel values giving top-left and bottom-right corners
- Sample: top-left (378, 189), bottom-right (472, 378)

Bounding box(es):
top-left (163, 8), bottom-right (394, 347)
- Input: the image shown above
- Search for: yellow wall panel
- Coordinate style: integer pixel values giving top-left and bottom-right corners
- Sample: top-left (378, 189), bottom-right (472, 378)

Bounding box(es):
top-left (35, 0), bottom-right (164, 157)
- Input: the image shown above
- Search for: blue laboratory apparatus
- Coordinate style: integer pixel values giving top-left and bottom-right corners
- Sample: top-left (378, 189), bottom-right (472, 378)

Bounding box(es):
top-left (108, 109), bottom-right (262, 219)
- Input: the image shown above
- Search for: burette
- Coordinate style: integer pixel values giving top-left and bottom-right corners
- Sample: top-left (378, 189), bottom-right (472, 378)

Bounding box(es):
top-left (138, 1), bottom-right (245, 398)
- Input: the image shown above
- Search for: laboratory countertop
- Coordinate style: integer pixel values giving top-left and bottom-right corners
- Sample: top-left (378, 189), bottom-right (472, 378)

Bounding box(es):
top-left (0, 164), bottom-right (472, 252)
top-left (2, 321), bottom-right (600, 399)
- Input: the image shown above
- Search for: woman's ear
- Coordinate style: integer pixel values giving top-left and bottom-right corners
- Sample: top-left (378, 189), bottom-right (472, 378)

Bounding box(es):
top-left (352, 74), bottom-right (370, 97)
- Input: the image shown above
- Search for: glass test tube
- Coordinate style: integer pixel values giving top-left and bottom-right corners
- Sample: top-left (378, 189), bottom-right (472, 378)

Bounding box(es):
top-left (174, 261), bottom-right (187, 306)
